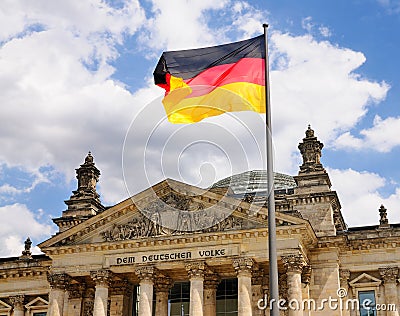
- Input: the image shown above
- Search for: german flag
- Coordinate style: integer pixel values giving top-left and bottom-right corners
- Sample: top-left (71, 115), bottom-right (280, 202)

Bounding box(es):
top-left (153, 35), bottom-right (266, 124)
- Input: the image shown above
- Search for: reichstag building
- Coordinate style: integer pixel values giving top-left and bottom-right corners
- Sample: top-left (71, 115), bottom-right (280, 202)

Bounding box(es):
top-left (1, 126), bottom-right (399, 316)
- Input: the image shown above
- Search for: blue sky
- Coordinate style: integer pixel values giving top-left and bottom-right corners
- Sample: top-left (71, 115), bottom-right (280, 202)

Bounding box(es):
top-left (1, 0), bottom-right (400, 256)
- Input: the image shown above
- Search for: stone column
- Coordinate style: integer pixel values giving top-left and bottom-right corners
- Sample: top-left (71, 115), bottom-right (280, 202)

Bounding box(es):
top-left (379, 267), bottom-right (399, 316)
top-left (301, 266), bottom-right (312, 316)
top-left (262, 275), bottom-right (270, 316)
top-left (233, 257), bottom-right (254, 316)
top-left (47, 272), bottom-right (70, 316)
top-left (154, 274), bottom-right (172, 316)
top-left (186, 261), bottom-right (206, 316)
top-left (282, 254), bottom-right (306, 316)
top-left (82, 288), bottom-right (95, 316)
top-left (204, 272), bottom-right (220, 316)
top-left (9, 295), bottom-right (25, 316)
top-left (67, 283), bottom-right (86, 316)
top-left (252, 267), bottom-right (264, 316)
top-left (110, 279), bottom-right (133, 316)
top-left (135, 266), bottom-right (155, 316)
top-left (338, 269), bottom-right (350, 316)
top-left (91, 270), bottom-right (112, 316)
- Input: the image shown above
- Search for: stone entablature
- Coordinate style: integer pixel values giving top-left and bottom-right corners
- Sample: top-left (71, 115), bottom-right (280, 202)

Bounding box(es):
top-left (41, 224), bottom-right (315, 261)
top-left (0, 255), bottom-right (51, 280)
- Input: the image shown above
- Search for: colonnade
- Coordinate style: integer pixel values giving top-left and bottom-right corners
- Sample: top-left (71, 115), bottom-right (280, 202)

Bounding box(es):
top-left (44, 255), bottom-right (310, 316)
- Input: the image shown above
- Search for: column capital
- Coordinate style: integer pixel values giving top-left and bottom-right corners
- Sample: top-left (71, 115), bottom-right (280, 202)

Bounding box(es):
top-left (232, 257), bottom-right (254, 276)
top-left (9, 295), bottom-right (25, 310)
top-left (90, 269), bottom-right (112, 287)
top-left (379, 266), bottom-right (399, 283)
top-left (339, 269), bottom-right (350, 287)
top-left (282, 254), bottom-right (306, 273)
top-left (186, 261), bottom-right (206, 279)
top-left (47, 272), bottom-right (71, 290)
top-left (154, 274), bottom-right (172, 293)
top-left (135, 265), bottom-right (156, 282)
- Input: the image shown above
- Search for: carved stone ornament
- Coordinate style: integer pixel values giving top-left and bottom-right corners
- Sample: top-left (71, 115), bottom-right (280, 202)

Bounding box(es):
top-left (302, 265), bottom-right (312, 285)
top-left (21, 237), bottom-right (32, 258)
top-left (379, 204), bottom-right (389, 226)
top-left (68, 283), bottom-right (86, 299)
top-left (66, 152), bottom-right (102, 206)
top-left (339, 269), bottom-right (350, 288)
top-left (282, 254), bottom-right (306, 274)
top-left (186, 261), bottom-right (206, 279)
top-left (204, 272), bottom-right (220, 289)
top-left (233, 257), bottom-right (254, 275)
top-left (379, 267), bottom-right (399, 283)
top-left (100, 202), bottom-right (259, 242)
top-left (252, 268), bottom-right (264, 286)
top-left (47, 272), bottom-right (70, 290)
top-left (135, 266), bottom-right (155, 282)
top-left (278, 273), bottom-right (288, 302)
top-left (83, 300), bottom-right (94, 316)
top-left (154, 275), bottom-right (172, 293)
top-left (90, 270), bottom-right (112, 287)
top-left (111, 279), bottom-right (132, 296)
top-left (9, 295), bottom-right (25, 310)
top-left (298, 125), bottom-right (325, 173)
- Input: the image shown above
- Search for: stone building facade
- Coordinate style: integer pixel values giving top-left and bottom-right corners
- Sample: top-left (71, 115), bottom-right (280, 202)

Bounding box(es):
top-left (1, 127), bottom-right (399, 316)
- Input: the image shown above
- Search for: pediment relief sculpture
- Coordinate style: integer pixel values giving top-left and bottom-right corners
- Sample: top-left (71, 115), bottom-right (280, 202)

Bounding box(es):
top-left (42, 184), bottom-right (307, 248)
top-left (100, 206), bottom-right (261, 242)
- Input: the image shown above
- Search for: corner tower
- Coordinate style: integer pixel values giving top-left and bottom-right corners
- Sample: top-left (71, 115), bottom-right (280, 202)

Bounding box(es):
top-left (53, 152), bottom-right (105, 232)
top-left (290, 126), bottom-right (346, 236)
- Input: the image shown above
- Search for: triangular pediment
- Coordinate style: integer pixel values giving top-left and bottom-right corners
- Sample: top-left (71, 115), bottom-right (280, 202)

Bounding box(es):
top-left (0, 299), bottom-right (11, 310)
top-left (39, 179), bottom-right (310, 249)
top-left (25, 297), bottom-right (49, 309)
top-left (349, 273), bottom-right (381, 287)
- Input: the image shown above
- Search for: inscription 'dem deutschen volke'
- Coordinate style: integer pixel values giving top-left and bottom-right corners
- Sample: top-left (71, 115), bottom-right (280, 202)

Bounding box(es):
top-left (107, 246), bottom-right (239, 266)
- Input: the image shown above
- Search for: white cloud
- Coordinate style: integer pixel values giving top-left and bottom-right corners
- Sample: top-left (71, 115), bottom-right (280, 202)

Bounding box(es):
top-left (319, 26), bottom-right (332, 37)
top-left (269, 32), bottom-right (389, 173)
top-left (0, 184), bottom-right (21, 195)
top-left (335, 115), bottom-right (400, 152)
top-left (301, 16), bottom-right (332, 38)
top-left (329, 168), bottom-right (400, 227)
top-left (301, 16), bottom-right (313, 33)
top-left (140, 0), bottom-right (229, 51)
top-left (0, 0), bottom-right (395, 234)
top-left (0, 1), bottom-right (144, 44)
top-left (230, 1), bottom-right (268, 38)
top-left (0, 0), bottom-right (147, 199)
top-left (106, 30), bottom-right (392, 203)
top-left (139, 0), bottom-right (269, 52)
top-left (0, 203), bottom-right (55, 257)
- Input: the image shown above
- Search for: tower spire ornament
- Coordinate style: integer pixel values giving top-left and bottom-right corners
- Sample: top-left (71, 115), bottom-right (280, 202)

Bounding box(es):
top-left (298, 125), bottom-right (325, 173)
top-left (52, 152), bottom-right (105, 232)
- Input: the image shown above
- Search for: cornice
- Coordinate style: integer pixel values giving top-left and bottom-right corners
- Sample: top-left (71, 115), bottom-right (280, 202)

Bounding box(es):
top-left (41, 224), bottom-right (314, 257)
top-left (0, 265), bottom-right (49, 279)
top-left (316, 233), bottom-right (400, 252)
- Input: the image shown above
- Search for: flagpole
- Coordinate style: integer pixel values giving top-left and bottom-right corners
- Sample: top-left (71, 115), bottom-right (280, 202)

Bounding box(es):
top-left (263, 23), bottom-right (279, 315)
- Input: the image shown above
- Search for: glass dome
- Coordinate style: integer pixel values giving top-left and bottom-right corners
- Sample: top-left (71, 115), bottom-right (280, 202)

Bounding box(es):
top-left (211, 170), bottom-right (297, 194)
